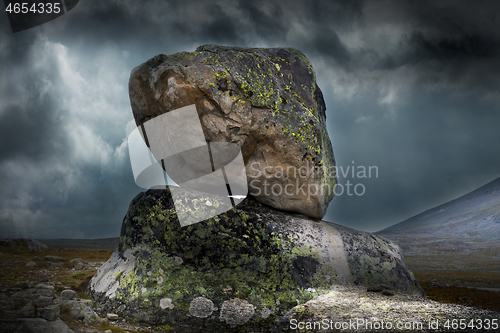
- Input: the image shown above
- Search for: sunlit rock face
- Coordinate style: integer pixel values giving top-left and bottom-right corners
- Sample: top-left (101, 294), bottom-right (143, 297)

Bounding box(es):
top-left (88, 189), bottom-right (423, 332)
top-left (128, 45), bottom-right (336, 219)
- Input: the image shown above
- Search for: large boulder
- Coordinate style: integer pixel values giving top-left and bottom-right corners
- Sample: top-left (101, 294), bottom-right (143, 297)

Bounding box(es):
top-left (88, 189), bottom-right (423, 332)
top-left (128, 45), bottom-right (336, 219)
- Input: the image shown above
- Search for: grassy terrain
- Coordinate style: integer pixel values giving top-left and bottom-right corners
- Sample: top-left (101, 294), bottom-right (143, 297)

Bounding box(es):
top-left (1, 238), bottom-right (498, 332)
top-left (0, 239), bottom-right (112, 298)
top-left (372, 235), bottom-right (500, 312)
top-left (403, 248), bottom-right (500, 313)
top-left (413, 271), bottom-right (500, 312)
top-left (0, 240), bottom-right (166, 332)
top-left (400, 242), bottom-right (500, 274)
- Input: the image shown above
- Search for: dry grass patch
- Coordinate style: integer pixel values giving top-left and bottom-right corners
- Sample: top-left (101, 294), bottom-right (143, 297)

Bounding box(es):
top-left (0, 239), bottom-right (112, 298)
top-left (421, 283), bottom-right (500, 312)
top-left (413, 270), bottom-right (500, 312)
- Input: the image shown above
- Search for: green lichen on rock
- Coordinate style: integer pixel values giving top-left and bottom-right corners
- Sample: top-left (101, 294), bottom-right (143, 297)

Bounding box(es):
top-left (128, 45), bottom-right (336, 219)
top-left (337, 225), bottom-right (424, 295)
top-left (91, 189), bottom-right (333, 331)
top-left (90, 189), bottom-right (425, 331)
top-left (193, 45), bottom-right (335, 197)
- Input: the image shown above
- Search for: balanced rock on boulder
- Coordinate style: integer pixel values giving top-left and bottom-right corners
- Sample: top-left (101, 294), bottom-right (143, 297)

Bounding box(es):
top-left (88, 189), bottom-right (423, 332)
top-left (89, 46), bottom-right (423, 332)
top-left (128, 45), bottom-right (336, 219)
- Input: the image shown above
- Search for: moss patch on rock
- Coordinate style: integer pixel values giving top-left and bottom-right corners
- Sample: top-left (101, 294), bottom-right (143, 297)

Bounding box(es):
top-left (90, 189), bottom-right (425, 331)
top-left (337, 225), bottom-right (424, 295)
top-left (91, 189), bottom-right (332, 331)
top-left (128, 45), bottom-right (337, 219)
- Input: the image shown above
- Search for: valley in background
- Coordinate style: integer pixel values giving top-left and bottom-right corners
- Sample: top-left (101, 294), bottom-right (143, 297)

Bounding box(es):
top-left (377, 177), bottom-right (500, 312)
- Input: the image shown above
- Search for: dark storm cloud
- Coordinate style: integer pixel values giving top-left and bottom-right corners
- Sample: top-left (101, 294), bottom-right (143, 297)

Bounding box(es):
top-left (1, 0), bottom-right (500, 237)
top-left (355, 1), bottom-right (500, 91)
top-left (0, 95), bottom-right (65, 161)
top-left (409, 33), bottom-right (499, 60)
top-left (307, 1), bottom-right (500, 230)
top-left (0, 30), bottom-right (68, 161)
top-left (0, 11), bottom-right (138, 237)
top-left (293, 0), bottom-right (362, 64)
top-left (309, 31), bottom-right (351, 65)
top-left (197, 4), bottom-right (243, 44)
top-left (370, 32), bottom-right (500, 74)
top-left (329, 92), bottom-right (500, 232)
top-left (236, 0), bottom-right (286, 39)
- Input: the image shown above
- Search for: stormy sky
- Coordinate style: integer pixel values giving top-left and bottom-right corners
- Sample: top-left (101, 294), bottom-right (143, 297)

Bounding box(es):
top-left (1, 0), bottom-right (500, 238)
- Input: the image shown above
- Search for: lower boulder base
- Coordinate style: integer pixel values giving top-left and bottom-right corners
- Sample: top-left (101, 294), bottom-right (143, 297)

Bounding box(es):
top-left (89, 189), bottom-right (423, 332)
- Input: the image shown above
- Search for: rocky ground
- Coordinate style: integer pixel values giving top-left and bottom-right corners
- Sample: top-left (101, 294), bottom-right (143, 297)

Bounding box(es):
top-left (1, 238), bottom-right (499, 332)
top-left (275, 286), bottom-right (499, 332)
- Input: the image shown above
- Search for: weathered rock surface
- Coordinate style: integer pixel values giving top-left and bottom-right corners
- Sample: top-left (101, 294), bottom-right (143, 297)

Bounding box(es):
top-left (63, 299), bottom-right (99, 324)
top-left (0, 238), bottom-right (48, 251)
top-left (0, 318), bottom-right (74, 333)
top-left (1, 284), bottom-right (62, 322)
top-left (26, 239), bottom-right (48, 252)
top-left (128, 45), bottom-right (336, 219)
top-left (0, 281), bottom-right (98, 332)
top-left (106, 313), bottom-right (119, 321)
top-left (45, 255), bottom-right (65, 262)
top-left (61, 290), bottom-right (76, 301)
top-left (89, 189), bottom-right (422, 332)
top-left (0, 294), bottom-right (14, 312)
top-left (40, 304), bottom-right (60, 321)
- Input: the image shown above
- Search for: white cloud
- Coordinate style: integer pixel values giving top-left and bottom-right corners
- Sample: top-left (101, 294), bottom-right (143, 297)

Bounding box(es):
top-left (114, 138), bottom-right (129, 161)
top-left (0, 156), bottom-right (78, 209)
top-left (0, 209), bottom-right (43, 237)
top-left (0, 35), bottom-right (134, 217)
top-left (355, 115), bottom-right (373, 123)
top-left (125, 119), bottom-right (137, 136)
top-left (66, 121), bottom-right (113, 165)
top-left (34, 39), bottom-right (133, 167)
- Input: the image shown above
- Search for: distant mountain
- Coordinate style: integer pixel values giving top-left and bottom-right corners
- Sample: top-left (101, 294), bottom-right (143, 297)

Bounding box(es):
top-left (377, 177), bottom-right (500, 240)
